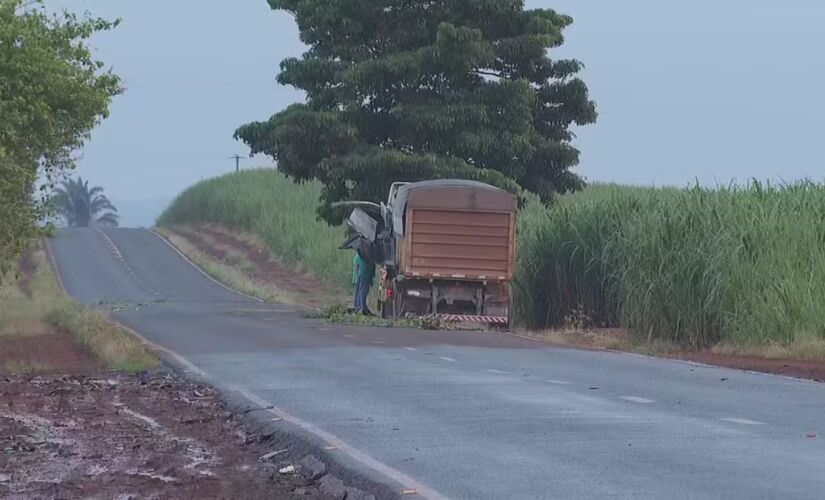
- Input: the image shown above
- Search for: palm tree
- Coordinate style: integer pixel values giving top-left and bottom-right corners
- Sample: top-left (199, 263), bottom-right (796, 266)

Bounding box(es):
top-left (52, 177), bottom-right (119, 227)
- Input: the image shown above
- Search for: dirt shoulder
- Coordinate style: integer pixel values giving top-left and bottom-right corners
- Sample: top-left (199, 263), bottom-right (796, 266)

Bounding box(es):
top-left (0, 372), bottom-right (340, 499)
top-left (670, 351), bottom-right (825, 382)
top-left (518, 328), bottom-right (825, 382)
top-left (0, 247), bottom-right (351, 499)
top-left (0, 333), bottom-right (98, 375)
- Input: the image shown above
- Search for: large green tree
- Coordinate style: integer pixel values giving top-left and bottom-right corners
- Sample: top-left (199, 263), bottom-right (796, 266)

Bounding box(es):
top-left (0, 0), bottom-right (121, 271)
top-left (236, 0), bottom-right (596, 222)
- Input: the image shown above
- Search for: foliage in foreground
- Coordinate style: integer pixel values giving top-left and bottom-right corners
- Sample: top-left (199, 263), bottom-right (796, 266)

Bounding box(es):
top-left (235, 1), bottom-right (596, 223)
top-left (0, 0), bottom-right (122, 273)
top-left (161, 170), bottom-right (825, 351)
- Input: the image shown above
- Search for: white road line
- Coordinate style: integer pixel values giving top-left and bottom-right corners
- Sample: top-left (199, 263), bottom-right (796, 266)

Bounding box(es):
top-left (119, 324), bottom-right (207, 377)
top-left (404, 347), bottom-right (417, 351)
top-left (439, 356), bottom-right (457, 363)
top-left (620, 396), bottom-right (656, 404)
top-left (487, 369), bottom-right (509, 375)
top-left (95, 228), bottom-right (123, 259)
top-left (721, 417), bottom-right (765, 426)
top-left (148, 229), bottom-right (264, 303)
top-left (545, 379), bottom-right (571, 385)
top-left (236, 388), bottom-right (447, 500)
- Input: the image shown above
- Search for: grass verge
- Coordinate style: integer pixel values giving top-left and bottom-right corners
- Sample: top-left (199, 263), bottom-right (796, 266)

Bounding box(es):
top-left (154, 228), bottom-right (282, 303)
top-left (0, 243), bottom-right (158, 374)
top-left (158, 169), bottom-right (351, 291)
top-left (44, 302), bottom-right (159, 373)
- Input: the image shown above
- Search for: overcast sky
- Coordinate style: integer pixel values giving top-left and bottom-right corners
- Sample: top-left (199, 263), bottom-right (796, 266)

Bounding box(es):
top-left (60, 0), bottom-right (825, 226)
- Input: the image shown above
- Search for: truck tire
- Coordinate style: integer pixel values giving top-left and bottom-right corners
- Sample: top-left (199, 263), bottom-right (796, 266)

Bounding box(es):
top-left (380, 297), bottom-right (393, 320)
top-left (391, 280), bottom-right (402, 321)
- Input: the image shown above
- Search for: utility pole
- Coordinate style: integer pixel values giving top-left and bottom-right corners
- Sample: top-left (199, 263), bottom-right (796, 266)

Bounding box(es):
top-left (230, 155), bottom-right (244, 173)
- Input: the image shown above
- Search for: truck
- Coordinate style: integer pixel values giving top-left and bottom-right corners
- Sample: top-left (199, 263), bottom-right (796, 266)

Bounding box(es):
top-left (339, 180), bottom-right (518, 326)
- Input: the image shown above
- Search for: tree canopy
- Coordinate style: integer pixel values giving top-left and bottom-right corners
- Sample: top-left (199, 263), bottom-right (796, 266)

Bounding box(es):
top-left (0, 0), bottom-right (121, 271)
top-left (53, 177), bottom-right (119, 228)
top-left (236, 0), bottom-right (596, 222)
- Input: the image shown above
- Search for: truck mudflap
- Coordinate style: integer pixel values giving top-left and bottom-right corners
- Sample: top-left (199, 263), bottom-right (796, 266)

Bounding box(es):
top-left (433, 314), bottom-right (509, 325)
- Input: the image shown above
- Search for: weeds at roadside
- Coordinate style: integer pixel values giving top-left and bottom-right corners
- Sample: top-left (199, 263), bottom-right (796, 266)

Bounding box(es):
top-left (309, 304), bottom-right (445, 330)
top-left (155, 228), bottom-right (283, 303)
top-left (563, 304), bottom-right (594, 332)
top-left (158, 170), bottom-right (351, 292)
top-left (1, 361), bottom-right (50, 374)
top-left (45, 302), bottom-right (159, 373)
top-left (0, 244), bottom-right (159, 374)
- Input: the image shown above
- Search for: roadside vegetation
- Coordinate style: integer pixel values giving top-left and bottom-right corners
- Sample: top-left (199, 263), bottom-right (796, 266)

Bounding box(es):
top-left (52, 177), bottom-right (120, 227)
top-left (160, 170), bottom-right (825, 358)
top-left (0, 0), bottom-right (121, 274)
top-left (45, 302), bottom-right (157, 373)
top-left (517, 181), bottom-right (825, 355)
top-left (311, 304), bottom-right (444, 330)
top-left (158, 169), bottom-right (351, 294)
top-left (0, 244), bottom-right (157, 374)
top-left (155, 227), bottom-right (284, 302)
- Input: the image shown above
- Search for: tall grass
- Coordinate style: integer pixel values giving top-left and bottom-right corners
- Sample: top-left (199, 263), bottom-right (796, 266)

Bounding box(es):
top-left (160, 170), bottom-right (825, 350)
top-left (516, 181), bottom-right (825, 348)
top-left (158, 169), bottom-right (351, 292)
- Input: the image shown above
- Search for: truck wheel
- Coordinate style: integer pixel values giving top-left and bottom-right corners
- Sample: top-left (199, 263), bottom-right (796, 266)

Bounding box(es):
top-left (391, 281), bottom-right (402, 321)
top-left (380, 298), bottom-right (393, 320)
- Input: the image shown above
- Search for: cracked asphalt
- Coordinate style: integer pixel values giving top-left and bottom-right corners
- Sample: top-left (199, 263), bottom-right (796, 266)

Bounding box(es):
top-left (50, 227), bottom-right (825, 499)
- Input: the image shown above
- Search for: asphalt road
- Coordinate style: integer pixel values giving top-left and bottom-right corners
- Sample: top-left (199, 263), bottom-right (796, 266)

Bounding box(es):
top-left (51, 227), bottom-right (825, 499)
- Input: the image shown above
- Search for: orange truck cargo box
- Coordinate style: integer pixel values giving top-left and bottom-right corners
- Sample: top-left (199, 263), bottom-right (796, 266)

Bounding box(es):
top-left (395, 182), bottom-right (517, 282)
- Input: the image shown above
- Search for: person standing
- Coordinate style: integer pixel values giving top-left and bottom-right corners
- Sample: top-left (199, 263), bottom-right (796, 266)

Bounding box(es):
top-left (353, 252), bottom-right (375, 315)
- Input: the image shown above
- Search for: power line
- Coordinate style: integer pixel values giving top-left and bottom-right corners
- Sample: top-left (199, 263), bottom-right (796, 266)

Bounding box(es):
top-left (230, 155), bottom-right (244, 173)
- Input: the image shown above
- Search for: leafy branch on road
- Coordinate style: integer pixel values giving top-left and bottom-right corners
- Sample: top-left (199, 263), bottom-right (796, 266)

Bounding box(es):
top-left (310, 304), bottom-right (444, 330)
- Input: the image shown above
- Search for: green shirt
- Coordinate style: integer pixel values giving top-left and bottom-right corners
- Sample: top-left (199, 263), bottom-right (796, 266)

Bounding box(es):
top-left (352, 254), bottom-right (359, 285)
top-left (353, 253), bottom-right (375, 284)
